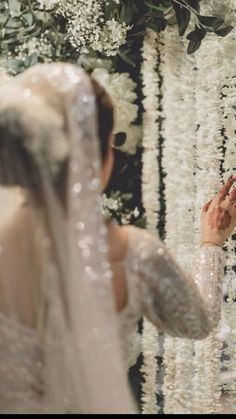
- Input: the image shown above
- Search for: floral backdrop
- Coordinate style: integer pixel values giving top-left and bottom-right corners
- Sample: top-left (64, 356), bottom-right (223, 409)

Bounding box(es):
top-left (0, 0), bottom-right (236, 414)
top-left (0, 0), bottom-right (233, 227)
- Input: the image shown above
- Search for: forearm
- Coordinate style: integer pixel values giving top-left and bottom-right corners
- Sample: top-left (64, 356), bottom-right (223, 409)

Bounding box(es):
top-left (125, 226), bottom-right (225, 339)
top-left (192, 244), bottom-right (225, 329)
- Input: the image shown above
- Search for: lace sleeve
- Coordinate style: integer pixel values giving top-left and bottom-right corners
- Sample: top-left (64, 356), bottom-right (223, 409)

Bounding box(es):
top-left (125, 226), bottom-right (225, 340)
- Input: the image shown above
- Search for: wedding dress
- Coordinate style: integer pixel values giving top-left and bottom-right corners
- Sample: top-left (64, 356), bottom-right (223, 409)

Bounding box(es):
top-left (0, 64), bottom-right (136, 414)
top-left (0, 189), bottom-right (225, 412)
top-left (0, 63), bottom-right (226, 413)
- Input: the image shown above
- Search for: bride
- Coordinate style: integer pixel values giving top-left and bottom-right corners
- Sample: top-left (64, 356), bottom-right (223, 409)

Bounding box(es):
top-left (0, 62), bottom-right (235, 413)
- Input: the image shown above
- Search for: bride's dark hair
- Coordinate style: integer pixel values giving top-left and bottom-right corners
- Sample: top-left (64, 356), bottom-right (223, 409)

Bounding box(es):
top-left (91, 77), bottom-right (114, 161)
top-left (0, 74), bottom-right (114, 197)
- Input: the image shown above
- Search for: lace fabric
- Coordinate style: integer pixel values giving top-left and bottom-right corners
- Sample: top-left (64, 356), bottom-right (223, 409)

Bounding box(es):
top-left (122, 226), bottom-right (225, 350)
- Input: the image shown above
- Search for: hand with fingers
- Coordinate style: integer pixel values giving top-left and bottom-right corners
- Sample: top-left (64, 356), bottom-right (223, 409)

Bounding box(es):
top-left (201, 174), bottom-right (236, 247)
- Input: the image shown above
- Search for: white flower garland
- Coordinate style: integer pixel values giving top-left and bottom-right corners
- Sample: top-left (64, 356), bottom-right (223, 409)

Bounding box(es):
top-left (192, 32), bottom-right (224, 414)
top-left (161, 25), bottom-right (196, 414)
top-left (220, 19), bottom-right (236, 408)
top-left (140, 29), bottom-right (161, 414)
top-left (161, 25), bottom-right (183, 414)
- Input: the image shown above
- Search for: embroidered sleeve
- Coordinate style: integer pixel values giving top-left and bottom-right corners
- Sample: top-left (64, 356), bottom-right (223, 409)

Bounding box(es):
top-left (125, 226), bottom-right (225, 339)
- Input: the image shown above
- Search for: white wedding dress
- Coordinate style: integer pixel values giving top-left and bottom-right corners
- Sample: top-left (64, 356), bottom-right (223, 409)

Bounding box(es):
top-left (0, 194), bottom-right (225, 413)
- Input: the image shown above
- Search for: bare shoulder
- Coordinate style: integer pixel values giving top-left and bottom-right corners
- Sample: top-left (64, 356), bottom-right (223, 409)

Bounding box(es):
top-left (106, 223), bottom-right (142, 262)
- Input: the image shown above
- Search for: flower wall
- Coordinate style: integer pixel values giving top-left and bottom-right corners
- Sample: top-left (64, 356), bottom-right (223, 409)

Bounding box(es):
top-left (1, 0), bottom-right (236, 414)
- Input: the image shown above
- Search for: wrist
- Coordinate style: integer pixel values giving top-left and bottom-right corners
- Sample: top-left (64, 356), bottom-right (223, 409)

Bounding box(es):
top-left (200, 240), bottom-right (223, 248)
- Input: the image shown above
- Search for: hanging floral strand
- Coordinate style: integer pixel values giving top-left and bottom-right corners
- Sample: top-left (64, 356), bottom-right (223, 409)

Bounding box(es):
top-left (161, 25), bottom-right (196, 414)
top-left (192, 32), bottom-right (224, 414)
top-left (220, 17), bottom-right (236, 408)
top-left (161, 26), bottom-right (184, 414)
top-left (140, 28), bottom-right (161, 414)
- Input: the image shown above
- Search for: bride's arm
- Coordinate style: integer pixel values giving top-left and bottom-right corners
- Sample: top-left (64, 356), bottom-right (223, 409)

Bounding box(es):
top-left (122, 225), bottom-right (225, 339)
top-left (107, 175), bottom-right (236, 339)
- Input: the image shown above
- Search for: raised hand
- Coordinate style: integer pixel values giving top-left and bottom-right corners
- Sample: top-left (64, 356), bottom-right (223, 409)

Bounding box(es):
top-left (201, 175), bottom-right (236, 246)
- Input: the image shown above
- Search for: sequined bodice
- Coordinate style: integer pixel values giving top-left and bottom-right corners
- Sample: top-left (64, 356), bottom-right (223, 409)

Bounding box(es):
top-left (0, 312), bottom-right (44, 413)
top-left (0, 227), bottom-right (225, 411)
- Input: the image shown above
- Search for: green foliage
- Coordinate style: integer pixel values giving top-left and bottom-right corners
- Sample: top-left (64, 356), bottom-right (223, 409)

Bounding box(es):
top-left (0, 1), bottom-right (233, 76)
top-left (108, 0), bottom-right (233, 59)
top-left (0, 0), bottom-right (234, 225)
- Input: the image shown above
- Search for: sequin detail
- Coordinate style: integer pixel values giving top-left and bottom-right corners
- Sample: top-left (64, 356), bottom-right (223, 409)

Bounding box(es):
top-left (120, 226), bottom-right (225, 363)
top-left (0, 312), bottom-right (44, 413)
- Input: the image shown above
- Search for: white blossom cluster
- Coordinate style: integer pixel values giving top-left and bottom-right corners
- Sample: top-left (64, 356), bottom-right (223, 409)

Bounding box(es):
top-left (102, 193), bottom-right (140, 225)
top-left (26, 33), bottom-right (56, 60)
top-left (10, 29), bottom-right (55, 61)
top-left (92, 67), bottom-right (141, 154)
top-left (56, 0), bottom-right (130, 56)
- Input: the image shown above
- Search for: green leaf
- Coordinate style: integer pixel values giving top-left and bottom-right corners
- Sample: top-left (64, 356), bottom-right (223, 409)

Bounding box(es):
top-left (187, 0), bottom-right (200, 12)
top-left (22, 13), bottom-right (34, 26)
top-left (0, 10), bottom-right (10, 27)
top-left (8, 0), bottom-right (22, 16)
top-left (134, 216), bottom-right (146, 229)
top-left (104, 0), bottom-right (119, 20)
top-left (173, 2), bottom-right (191, 36)
top-left (186, 27), bottom-right (206, 42)
top-left (146, 18), bottom-right (167, 32)
top-left (187, 39), bottom-right (202, 54)
top-left (121, 193), bottom-right (133, 201)
top-left (197, 15), bottom-right (224, 29)
top-left (144, 0), bottom-right (171, 12)
top-left (24, 52), bottom-right (38, 68)
top-left (215, 26), bottom-right (233, 37)
top-left (5, 58), bottom-right (25, 74)
top-left (6, 17), bottom-right (22, 29)
top-left (119, 1), bottom-right (135, 24)
top-left (118, 50), bottom-right (136, 67)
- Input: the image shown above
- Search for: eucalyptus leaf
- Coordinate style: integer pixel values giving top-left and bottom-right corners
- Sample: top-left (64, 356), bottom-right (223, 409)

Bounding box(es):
top-left (0, 10), bottom-right (10, 27)
top-left (186, 27), bottom-right (206, 42)
top-left (187, 0), bottom-right (200, 12)
top-left (187, 39), bottom-right (201, 54)
top-left (23, 13), bottom-right (34, 26)
top-left (3, 27), bottom-right (19, 35)
top-left (134, 216), bottom-right (146, 229)
top-left (120, 1), bottom-right (135, 24)
top-left (118, 50), bottom-right (136, 67)
top-left (173, 2), bottom-right (191, 36)
top-left (6, 17), bottom-right (22, 29)
top-left (6, 58), bottom-right (25, 74)
top-left (215, 26), bottom-right (233, 37)
top-left (197, 15), bottom-right (224, 29)
top-left (24, 52), bottom-right (38, 68)
top-left (144, 0), bottom-right (171, 12)
top-left (121, 193), bottom-right (133, 201)
top-left (146, 19), bottom-right (167, 32)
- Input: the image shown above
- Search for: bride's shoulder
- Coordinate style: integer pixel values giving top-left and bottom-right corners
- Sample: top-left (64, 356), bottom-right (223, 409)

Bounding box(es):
top-left (0, 187), bottom-right (40, 243)
top-left (106, 223), bottom-right (146, 262)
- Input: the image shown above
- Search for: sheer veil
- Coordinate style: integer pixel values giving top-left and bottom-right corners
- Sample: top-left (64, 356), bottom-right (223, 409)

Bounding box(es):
top-left (0, 64), bottom-right (135, 413)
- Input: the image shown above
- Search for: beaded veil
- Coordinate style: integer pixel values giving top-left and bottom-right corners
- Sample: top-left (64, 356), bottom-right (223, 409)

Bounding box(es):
top-left (0, 64), bottom-right (135, 413)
